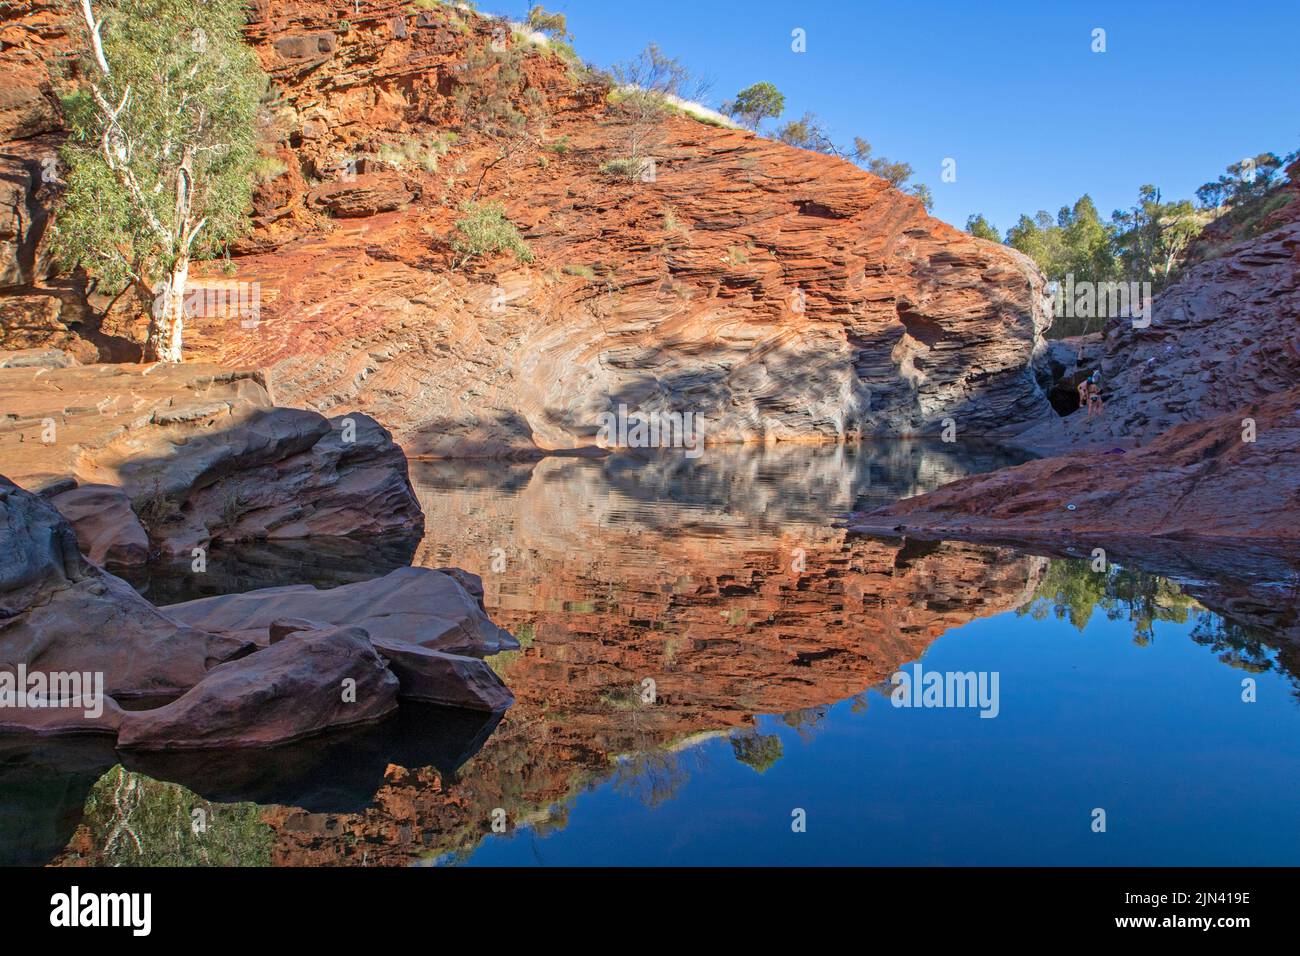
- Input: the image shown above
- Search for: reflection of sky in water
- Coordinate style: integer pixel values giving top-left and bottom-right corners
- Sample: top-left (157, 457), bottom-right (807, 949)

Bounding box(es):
top-left (23, 443), bottom-right (1300, 867)
top-left (458, 603), bottom-right (1300, 866)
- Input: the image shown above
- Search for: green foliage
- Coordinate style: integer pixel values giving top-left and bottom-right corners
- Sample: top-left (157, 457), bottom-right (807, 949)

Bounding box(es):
top-left (609, 43), bottom-right (709, 160)
top-left (454, 39), bottom-right (539, 138)
top-left (451, 200), bottom-right (532, 263)
top-left (775, 111), bottom-right (836, 153)
top-left (599, 156), bottom-right (642, 180)
top-left (563, 263), bottom-right (597, 280)
top-left (377, 132), bottom-right (457, 172)
top-left (730, 731), bottom-right (784, 774)
top-left (1017, 558), bottom-right (1198, 644)
top-left (78, 767), bottom-right (273, 866)
top-left (1196, 150), bottom-right (1293, 209)
top-left (526, 5), bottom-right (570, 41)
top-left (909, 182), bottom-right (934, 212)
top-left (966, 213), bottom-right (1001, 242)
top-left (1003, 195), bottom-right (1129, 336)
top-left (53, 0), bottom-right (265, 295)
top-left (250, 153), bottom-right (287, 183)
top-left (723, 81), bottom-right (785, 131)
top-left (1109, 185), bottom-right (1206, 290)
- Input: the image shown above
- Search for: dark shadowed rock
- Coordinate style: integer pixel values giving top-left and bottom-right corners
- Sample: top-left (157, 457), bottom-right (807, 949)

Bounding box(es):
top-left (1018, 219), bottom-right (1300, 455)
top-left (0, 363), bottom-right (425, 557)
top-left (0, 695), bottom-right (124, 736)
top-left (850, 386), bottom-right (1300, 544)
top-left (116, 625), bottom-right (399, 750)
top-left (373, 639), bottom-right (513, 712)
top-left (0, 475), bottom-right (250, 699)
top-left (163, 566), bottom-right (518, 656)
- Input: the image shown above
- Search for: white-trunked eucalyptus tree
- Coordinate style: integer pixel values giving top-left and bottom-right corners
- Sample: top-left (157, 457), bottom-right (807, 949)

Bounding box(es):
top-left (55, 0), bottom-right (264, 362)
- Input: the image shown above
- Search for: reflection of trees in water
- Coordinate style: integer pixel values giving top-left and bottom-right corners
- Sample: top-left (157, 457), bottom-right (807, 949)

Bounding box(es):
top-left (610, 749), bottom-right (695, 808)
top-left (1018, 559), bottom-right (1196, 643)
top-left (1019, 558), bottom-right (1294, 692)
top-left (68, 767), bottom-right (272, 866)
top-left (1188, 615), bottom-right (1277, 678)
top-left (730, 731), bottom-right (784, 774)
top-left (781, 706), bottom-right (830, 743)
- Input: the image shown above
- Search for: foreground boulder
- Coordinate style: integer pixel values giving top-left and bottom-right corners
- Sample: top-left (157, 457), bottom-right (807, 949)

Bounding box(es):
top-left (266, 615), bottom-right (512, 713)
top-left (46, 484), bottom-right (149, 568)
top-left (117, 625), bottom-right (399, 750)
top-left (0, 362), bottom-right (424, 563)
top-left (2, 476), bottom-right (514, 743)
top-left (162, 566), bottom-right (519, 657)
top-left (370, 640), bottom-right (512, 713)
top-left (0, 476), bottom-right (249, 700)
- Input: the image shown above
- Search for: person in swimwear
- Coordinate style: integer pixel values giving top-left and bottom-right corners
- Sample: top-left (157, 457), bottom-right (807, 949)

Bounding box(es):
top-left (1086, 371), bottom-right (1103, 418)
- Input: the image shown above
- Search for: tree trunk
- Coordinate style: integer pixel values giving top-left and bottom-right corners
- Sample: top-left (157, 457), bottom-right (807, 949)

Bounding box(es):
top-left (143, 259), bottom-right (188, 363)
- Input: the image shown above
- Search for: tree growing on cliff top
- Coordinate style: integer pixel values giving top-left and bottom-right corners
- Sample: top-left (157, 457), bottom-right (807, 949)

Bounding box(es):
top-left (1110, 186), bottom-right (1203, 290)
top-left (609, 43), bottom-right (712, 163)
top-left (526, 5), bottom-right (571, 42)
top-left (54, 0), bottom-right (264, 362)
top-left (723, 82), bottom-right (785, 132)
top-left (775, 111), bottom-right (836, 154)
top-left (966, 214), bottom-right (1001, 242)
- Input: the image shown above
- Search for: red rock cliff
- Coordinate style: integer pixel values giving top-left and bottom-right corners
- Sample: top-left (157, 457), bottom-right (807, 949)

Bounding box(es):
top-left (2, 0), bottom-right (1055, 455)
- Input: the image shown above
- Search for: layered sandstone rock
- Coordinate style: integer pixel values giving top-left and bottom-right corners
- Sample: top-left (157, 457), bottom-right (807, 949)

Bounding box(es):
top-left (1, 0), bottom-right (1055, 455)
top-left (0, 476), bottom-right (250, 702)
top-left (1018, 217), bottom-right (1300, 454)
top-left (117, 624), bottom-right (400, 750)
top-left (0, 362), bottom-right (424, 561)
top-left (851, 385), bottom-right (1300, 543)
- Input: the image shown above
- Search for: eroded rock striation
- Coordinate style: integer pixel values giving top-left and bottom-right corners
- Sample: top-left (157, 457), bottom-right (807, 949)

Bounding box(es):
top-left (851, 384), bottom-right (1300, 544)
top-left (2, 0), bottom-right (1055, 456)
top-left (1019, 218), bottom-right (1300, 455)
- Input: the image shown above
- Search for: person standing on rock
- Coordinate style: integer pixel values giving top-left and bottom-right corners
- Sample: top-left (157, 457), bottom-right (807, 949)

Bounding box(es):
top-left (1086, 371), bottom-right (1104, 419)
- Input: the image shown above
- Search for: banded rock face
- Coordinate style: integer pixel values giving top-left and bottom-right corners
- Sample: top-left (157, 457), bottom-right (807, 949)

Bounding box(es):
top-left (0, 0), bottom-right (1054, 455)
top-left (1018, 217), bottom-right (1300, 455)
top-left (851, 385), bottom-right (1300, 545)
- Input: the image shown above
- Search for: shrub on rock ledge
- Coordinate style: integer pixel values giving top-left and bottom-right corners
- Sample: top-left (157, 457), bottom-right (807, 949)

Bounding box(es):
top-left (451, 201), bottom-right (533, 265)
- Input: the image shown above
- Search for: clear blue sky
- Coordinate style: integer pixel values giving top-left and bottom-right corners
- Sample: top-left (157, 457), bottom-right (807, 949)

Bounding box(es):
top-left (495, 0), bottom-right (1298, 233)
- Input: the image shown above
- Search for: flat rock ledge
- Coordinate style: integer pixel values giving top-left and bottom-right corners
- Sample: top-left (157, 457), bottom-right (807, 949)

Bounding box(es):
top-left (0, 476), bottom-right (514, 746)
top-left (0, 362), bottom-right (425, 567)
top-left (849, 385), bottom-right (1300, 544)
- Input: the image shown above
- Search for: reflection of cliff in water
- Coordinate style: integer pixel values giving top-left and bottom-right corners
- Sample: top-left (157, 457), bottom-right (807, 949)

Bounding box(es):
top-left (46, 531), bottom-right (1045, 867)
top-left (38, 442), bottom-right (1299, 867)
top-left (283, 439), bottom-right (1060, 864)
